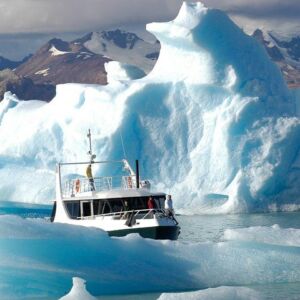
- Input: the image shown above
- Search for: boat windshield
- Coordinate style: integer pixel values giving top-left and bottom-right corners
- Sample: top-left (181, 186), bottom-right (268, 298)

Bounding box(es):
top-left (64, 196), bottom-right (166, 219)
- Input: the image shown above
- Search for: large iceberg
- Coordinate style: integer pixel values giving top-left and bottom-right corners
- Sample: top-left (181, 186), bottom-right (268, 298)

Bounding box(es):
top-left (0, 2), bottom-right (300, 213)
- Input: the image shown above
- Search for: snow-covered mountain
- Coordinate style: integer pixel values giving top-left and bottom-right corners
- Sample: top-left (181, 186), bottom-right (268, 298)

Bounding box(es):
top-left (15, 29), bottom-right (159, 85)
top-left (80, 29), bottom-right (160, 73)
top-left (252, 29), bottom-right (300, 88)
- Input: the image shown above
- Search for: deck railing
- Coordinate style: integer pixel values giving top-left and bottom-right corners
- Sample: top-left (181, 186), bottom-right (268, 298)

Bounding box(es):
top-left (62, 175), bottom-right (137, 198)
top-left (79, 208), bottom-right (178, 225)
top-left (80, 208), bottom-right (165, 220)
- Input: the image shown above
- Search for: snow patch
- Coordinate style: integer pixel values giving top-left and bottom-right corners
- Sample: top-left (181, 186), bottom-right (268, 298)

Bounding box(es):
top-left (49, 45), bottom-right (70, 56)
top-left (35, 68), bottom-right (50, 76)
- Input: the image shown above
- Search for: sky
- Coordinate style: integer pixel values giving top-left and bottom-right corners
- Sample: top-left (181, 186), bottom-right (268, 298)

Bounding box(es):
top-left (0, 0), bottom-right (299, 60)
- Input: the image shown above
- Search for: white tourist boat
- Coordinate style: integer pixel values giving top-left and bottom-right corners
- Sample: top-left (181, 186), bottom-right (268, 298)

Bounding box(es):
top-left (51, 130), bottom-right (180, 240)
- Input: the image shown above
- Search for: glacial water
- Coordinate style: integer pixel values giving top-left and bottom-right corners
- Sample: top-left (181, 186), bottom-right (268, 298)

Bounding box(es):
top-left (1, 202), bottom-right (300, 299)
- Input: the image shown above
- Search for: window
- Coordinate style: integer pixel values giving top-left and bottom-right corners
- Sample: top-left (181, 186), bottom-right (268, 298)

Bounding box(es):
top-left (65, 201), bottom-right (80, 219)
top-left (110, 199), bottom-right (124, 212)
top-left (154, 196), bottom-right (166, 209)
top-left (81, 201), bottom-right (92, 217)
top-left (93, 200), bottom-right (103, 216)
top-left (102, 201), bottom-right (112, 214)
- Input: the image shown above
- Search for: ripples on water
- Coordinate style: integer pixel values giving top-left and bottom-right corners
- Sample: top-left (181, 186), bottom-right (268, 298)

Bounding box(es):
top-left (177, 212), bottom-right (300, 243)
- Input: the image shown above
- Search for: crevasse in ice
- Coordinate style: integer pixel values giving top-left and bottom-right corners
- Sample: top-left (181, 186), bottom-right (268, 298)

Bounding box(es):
top-left (0, 2), bottom-right (299, 213)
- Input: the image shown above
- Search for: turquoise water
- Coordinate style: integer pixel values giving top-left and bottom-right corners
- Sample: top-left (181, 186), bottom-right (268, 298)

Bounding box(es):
top-left (178, 212), bottom-right (300, 243)
top-left (1, 203), bottom-right (300, 299)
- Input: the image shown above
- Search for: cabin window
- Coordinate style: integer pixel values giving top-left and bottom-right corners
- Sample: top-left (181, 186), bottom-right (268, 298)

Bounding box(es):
top-left (65, 201), bottom-right (80, 219)
top-left (102, 201), bottom-right (112, 214)
top-left (81, 201), bottom-right (92, 217)
top-left (93, 200), bottom-right (104, 216)
top-left (135, 197), bottom-right (147, 210)
top-left (110, 199), bottom-right (124, 212)
top-left (154, 196), bottom-right (166, 209)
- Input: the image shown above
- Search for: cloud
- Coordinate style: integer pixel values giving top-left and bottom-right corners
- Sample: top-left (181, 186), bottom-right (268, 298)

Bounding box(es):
top-left (0, 0), bottom-right (182, 34)
top-left (0, 0), bottom-right (299, 34)
top-left (202, 0), bottom-right (300, 20)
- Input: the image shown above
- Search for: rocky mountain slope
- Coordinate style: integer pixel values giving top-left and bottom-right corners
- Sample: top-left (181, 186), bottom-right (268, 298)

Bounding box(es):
top-left (0, 69), bottom-right (55, 101)
top-left (252, 29), bottom-right (300, 88)
top-left (15, 38), bottom-right (110, 86)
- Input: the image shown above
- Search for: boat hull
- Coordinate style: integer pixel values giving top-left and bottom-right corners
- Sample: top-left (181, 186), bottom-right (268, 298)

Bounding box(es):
top-left (107, 225), bottom-right (180, 240)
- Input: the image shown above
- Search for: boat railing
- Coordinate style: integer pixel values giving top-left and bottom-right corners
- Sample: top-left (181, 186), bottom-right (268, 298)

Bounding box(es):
top-left (62, 175), bottom-right (137, 198)
top-left (80, 208), bottom-right (168, 220)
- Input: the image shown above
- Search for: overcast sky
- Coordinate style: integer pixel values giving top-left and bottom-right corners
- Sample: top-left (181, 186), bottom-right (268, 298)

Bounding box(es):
top-left (0, 0), bottom-right (182, 33)
top-left (0, 0), bottom-right (299, 34)
top-left (0, 0), bottom-right (299, 59)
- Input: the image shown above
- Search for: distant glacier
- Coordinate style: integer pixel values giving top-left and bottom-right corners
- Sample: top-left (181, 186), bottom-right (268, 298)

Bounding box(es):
top-left (0, 2), bottom-right (300, 214)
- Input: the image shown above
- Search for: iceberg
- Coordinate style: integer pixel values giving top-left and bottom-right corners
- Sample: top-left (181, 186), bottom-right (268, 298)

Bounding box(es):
top-left (224, 224), bottom-right (300, 247)
top-left (1, 215), bottom-right (300, 299)
top-left (0, 2), bottom-right (300, 213)
top-left (159, 286), bottom-right (261, 300)
top-left (59, 277), bottom-right (97, 300)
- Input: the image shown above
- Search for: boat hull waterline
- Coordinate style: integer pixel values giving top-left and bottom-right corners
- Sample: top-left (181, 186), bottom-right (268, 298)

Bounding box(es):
top-left (107, 225), bottom-right (180, 240)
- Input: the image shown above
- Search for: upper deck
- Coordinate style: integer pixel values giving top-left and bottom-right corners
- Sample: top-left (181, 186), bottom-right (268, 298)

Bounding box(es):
top-left (62, 175), bottom-right (152, 199)
top-left (56, 158), bottom-right (155, 200)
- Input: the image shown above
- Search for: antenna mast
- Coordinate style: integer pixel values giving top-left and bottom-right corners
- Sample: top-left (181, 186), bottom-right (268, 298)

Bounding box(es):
top-left (87, 129), bottom-right (96, 163)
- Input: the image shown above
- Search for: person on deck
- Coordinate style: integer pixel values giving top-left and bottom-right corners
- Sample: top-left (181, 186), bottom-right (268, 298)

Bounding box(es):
top-left (165, 195), bottom-right (174, 216)
top-left (147, 197), bottom-right (155, 210)
top-left (86, 164), bottom-right (95, 191)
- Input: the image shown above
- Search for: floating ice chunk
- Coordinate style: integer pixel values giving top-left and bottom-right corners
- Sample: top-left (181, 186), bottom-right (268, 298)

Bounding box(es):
top-left (59, 277), bottom-right (97, 300)
top-left (224, 225), bottom-right (300, 247)
top-left (158, 286), bottom-right (261, 300)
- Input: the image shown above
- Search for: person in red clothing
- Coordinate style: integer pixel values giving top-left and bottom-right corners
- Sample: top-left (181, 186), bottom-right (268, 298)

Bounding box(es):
top-left (147, 197), bottom-right (155, 210)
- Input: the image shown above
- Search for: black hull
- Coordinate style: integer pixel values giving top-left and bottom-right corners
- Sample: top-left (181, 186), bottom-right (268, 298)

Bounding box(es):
top-left (108, 226), bottom-right (180, 240)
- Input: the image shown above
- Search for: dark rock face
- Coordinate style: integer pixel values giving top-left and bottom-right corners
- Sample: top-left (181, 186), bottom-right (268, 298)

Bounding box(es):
top-left (0, 55), bottom-right (32, 71)
top-left (0, 69), bottom-right (55, 101)
top-left (15, 38), bottom-right (110, 86)
top-left (269, 34), bottom-right (300, 62)
top-left (101, 29), bottom-right (141, 49)
top-left (252, 29), bottom-right (300, 88)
